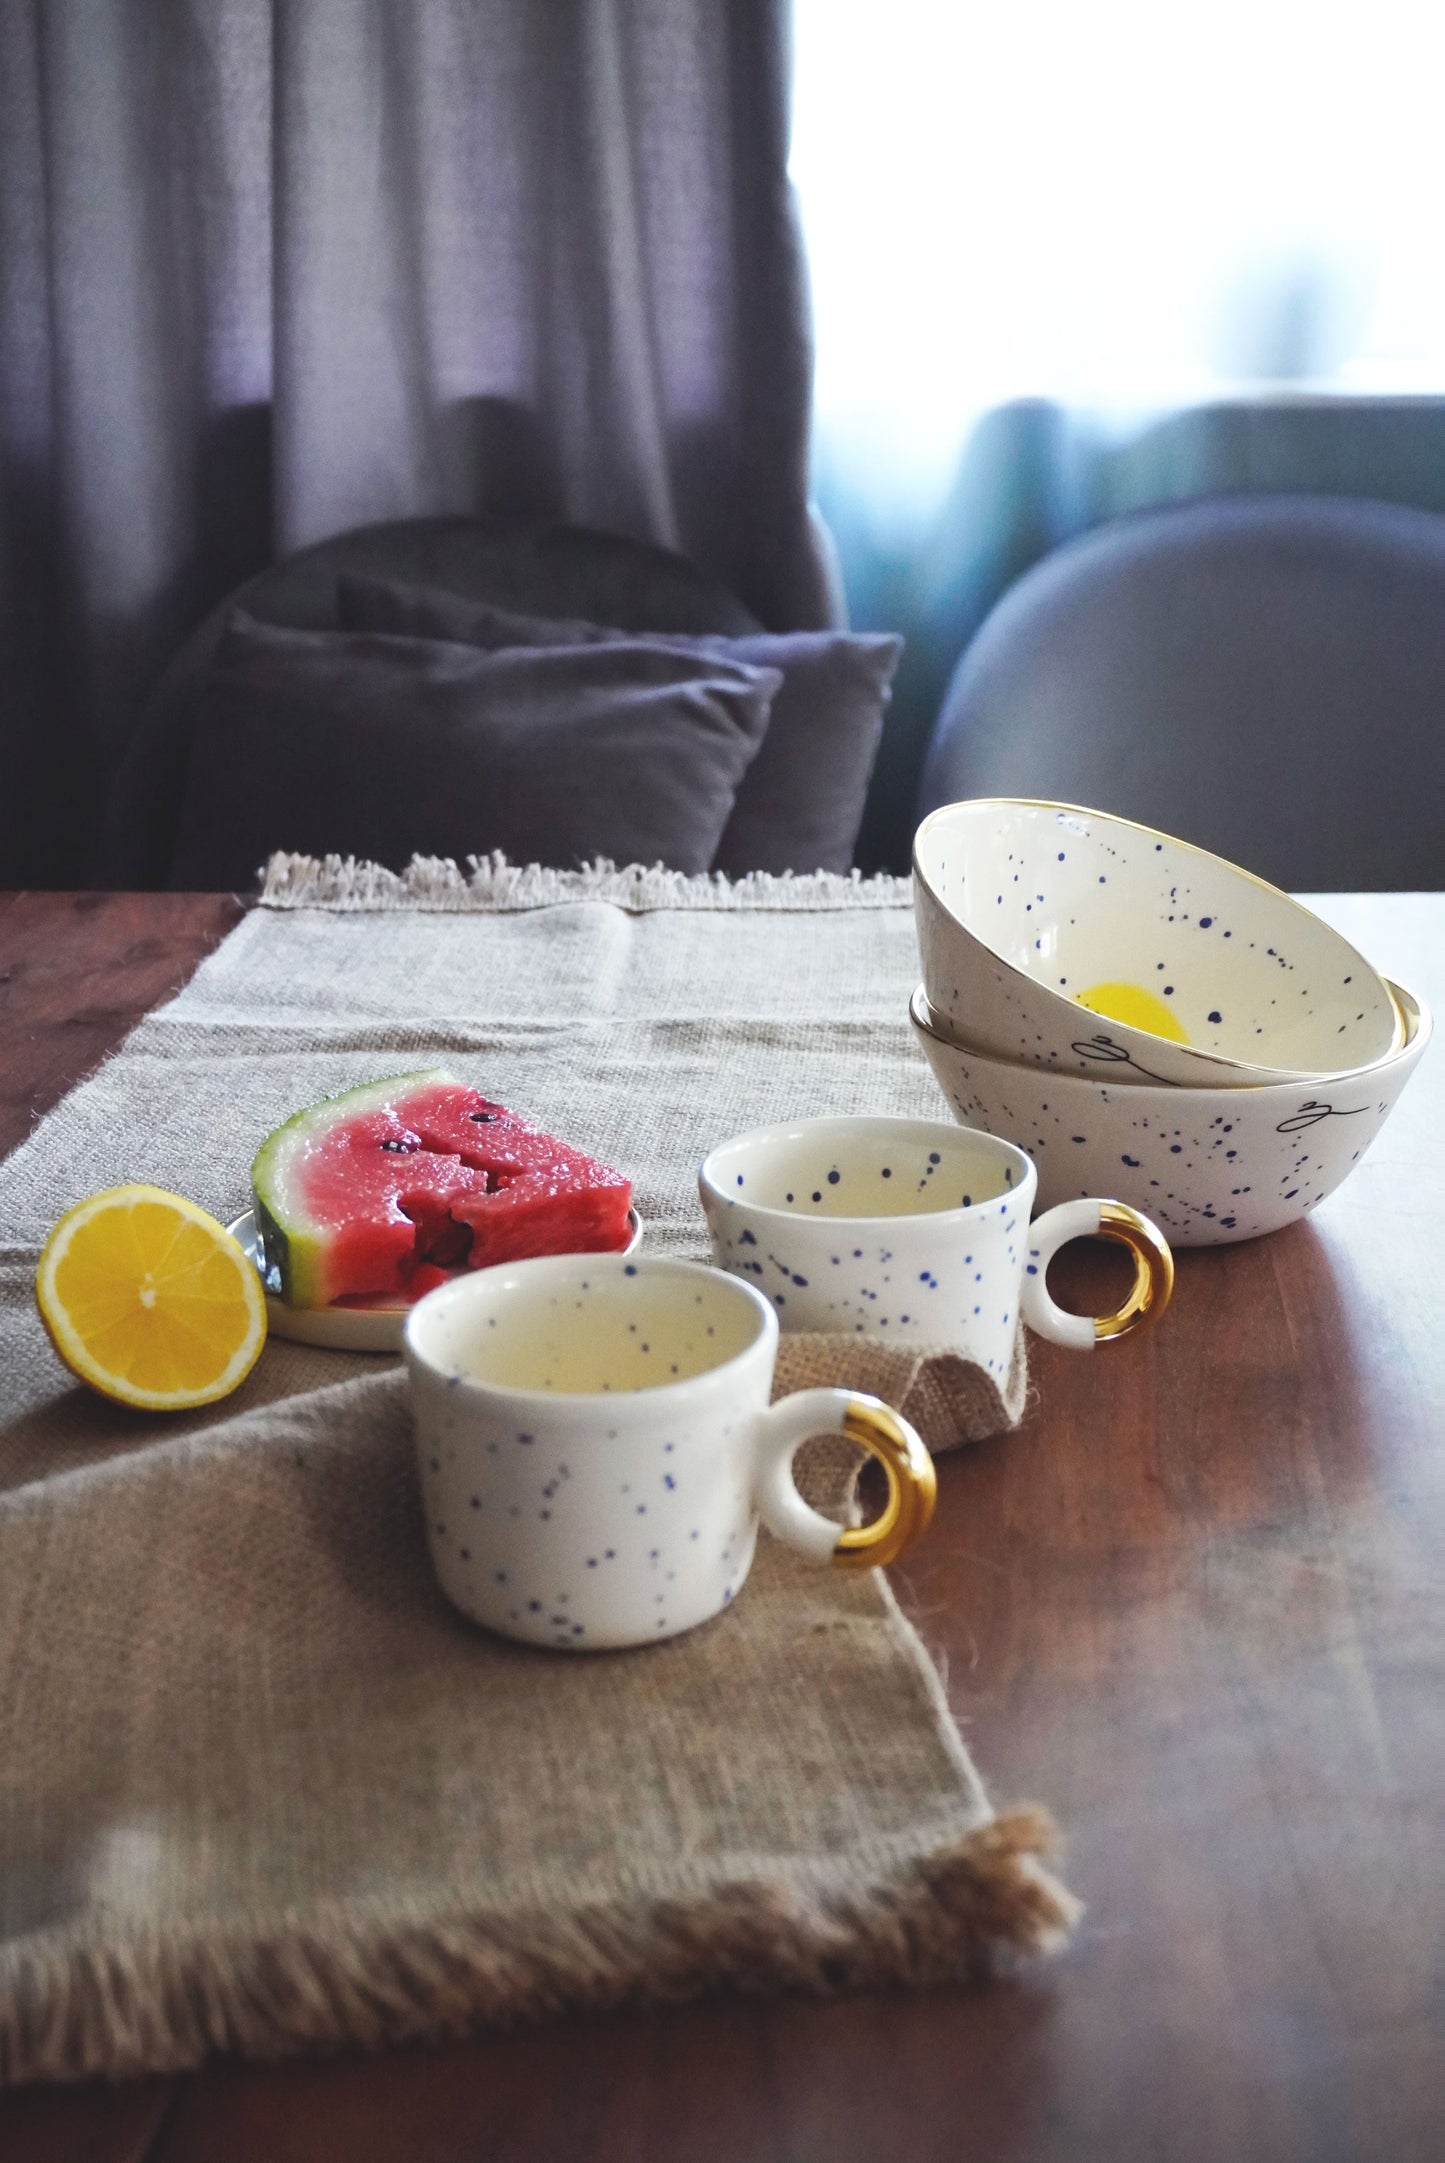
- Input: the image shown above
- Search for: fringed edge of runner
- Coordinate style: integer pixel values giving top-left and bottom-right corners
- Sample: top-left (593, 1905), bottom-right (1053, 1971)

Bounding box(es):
top-left (258, 852), bottom-right (914, 915)
top-left (0, 1810), bottom-right (1079, 2087)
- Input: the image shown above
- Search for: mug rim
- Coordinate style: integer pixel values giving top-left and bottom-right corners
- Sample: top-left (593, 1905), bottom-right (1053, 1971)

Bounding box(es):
top-left (403, 1250), bottom-right (779, 1411)
top-left (698, 1112), bottom-right (1037, 1232)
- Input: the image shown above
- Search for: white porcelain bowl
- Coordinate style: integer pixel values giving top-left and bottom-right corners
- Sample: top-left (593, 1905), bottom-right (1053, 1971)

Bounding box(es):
top-left (909, 979), bottom-right (1430, 1246)
top-left (914, 798), bottom-right (1401, 1088)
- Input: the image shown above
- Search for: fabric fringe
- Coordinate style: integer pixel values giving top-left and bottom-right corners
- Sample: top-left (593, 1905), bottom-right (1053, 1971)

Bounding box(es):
top-left (259, 851), bottom-right (914, 915)
top-left (0, 1810), bottom-right (1077, 2087)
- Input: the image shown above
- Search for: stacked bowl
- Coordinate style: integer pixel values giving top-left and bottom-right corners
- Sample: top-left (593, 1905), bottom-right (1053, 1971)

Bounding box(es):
top-left (911, 800), bottom-right (1431, 1245)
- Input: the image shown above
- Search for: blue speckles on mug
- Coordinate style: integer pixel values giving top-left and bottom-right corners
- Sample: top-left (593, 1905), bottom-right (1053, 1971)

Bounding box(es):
top-left (700, 1119), bottom-right (1044, 1375)
top-left (410, 1256), bottom-right (812, 1651)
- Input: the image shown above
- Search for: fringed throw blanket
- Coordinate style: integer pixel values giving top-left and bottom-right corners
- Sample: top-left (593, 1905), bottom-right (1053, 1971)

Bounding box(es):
top-left (0, 856), bottom-right (1072, 2087)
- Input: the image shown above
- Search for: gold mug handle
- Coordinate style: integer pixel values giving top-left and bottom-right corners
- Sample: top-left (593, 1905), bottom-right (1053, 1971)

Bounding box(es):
top-left (832, 1396), bottom-right (939, 1570)
top-left (753, 1390), bottom-right (937, 1572)
top-left (1021, 1198), bottom-right (1175, 1349)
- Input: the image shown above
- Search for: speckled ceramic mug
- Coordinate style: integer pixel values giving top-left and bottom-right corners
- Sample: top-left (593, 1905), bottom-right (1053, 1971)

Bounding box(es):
top-left (404, 1252), bottom-right (936, 1651)
top-left (699, 1116), bottom-right (1175, 1383)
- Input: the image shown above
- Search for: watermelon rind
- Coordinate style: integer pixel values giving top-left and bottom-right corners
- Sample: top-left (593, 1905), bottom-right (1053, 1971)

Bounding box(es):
top-left (250, 1069), bottom-right (454, 1306)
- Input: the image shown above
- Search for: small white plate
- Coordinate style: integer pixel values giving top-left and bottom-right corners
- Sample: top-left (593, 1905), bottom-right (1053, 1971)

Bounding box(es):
top-left (227, 1207), bottom-right (645, 1355)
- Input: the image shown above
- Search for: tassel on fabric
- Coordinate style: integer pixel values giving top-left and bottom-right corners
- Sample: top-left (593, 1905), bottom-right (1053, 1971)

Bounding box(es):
top-left (259, 851), bottom-right (914, 915)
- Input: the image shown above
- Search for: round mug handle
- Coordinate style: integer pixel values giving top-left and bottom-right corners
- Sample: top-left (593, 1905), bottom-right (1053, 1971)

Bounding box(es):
top-left (1021, 1198), bottom-right (1174, 1350)
top-left (752, 1388), bottom-right (937, 1571)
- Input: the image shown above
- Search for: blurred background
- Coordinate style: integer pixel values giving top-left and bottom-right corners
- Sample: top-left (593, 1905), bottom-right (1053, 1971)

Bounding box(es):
top-left (4, 0), bottom-right (1443, 886)
top-left (792, 0), bottom-right (1445, 864)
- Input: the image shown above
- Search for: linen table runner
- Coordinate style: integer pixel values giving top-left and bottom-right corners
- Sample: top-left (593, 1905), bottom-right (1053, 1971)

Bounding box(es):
top-left (0, 858), bottom-right (1066, 2085)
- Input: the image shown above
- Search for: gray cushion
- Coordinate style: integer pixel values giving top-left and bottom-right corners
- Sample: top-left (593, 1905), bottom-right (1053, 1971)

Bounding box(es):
top-left (335, 575), bottom-right (903, 875)
top-left (112, 520), bottom-right (767, 888)
top-left (168, 614), bottom-right (780, 889)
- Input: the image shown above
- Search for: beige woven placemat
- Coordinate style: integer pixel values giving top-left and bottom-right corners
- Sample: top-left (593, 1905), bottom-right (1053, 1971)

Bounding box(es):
top-left (0, 859), bottom-right (1068, 2086)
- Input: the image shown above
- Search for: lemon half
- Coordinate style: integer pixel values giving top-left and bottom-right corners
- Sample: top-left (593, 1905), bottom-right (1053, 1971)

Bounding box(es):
top-left (36, 1184), bottom-right (266, 1411)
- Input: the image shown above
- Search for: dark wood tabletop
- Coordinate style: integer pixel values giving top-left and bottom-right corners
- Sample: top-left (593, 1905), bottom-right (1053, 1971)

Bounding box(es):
top-left (2, 888), bottom-right (1442, 2163)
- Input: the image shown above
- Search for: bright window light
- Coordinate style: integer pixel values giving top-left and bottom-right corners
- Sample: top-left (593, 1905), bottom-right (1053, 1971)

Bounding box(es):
top-left (791, 0), bottom-right (1445, 525)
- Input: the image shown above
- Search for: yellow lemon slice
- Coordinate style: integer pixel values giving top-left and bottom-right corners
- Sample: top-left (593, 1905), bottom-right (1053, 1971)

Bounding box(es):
top-left (36, 1185), bottom-right (266, 1411)
top-left (1074, 981), bottom-right (1190, 1045)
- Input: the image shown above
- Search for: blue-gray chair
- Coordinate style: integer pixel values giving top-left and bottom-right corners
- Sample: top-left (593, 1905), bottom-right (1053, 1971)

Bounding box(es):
top-left (918, 495), bottom-right (1445, 890)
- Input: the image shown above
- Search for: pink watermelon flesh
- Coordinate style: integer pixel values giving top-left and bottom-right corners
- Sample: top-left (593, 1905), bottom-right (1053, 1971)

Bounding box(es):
top-left (290, 1080), bottom-right (632, 1304)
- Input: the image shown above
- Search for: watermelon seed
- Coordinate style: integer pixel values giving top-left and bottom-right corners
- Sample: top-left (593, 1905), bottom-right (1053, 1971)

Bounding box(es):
top-left (380, 1138), bottom-right (420, 1153)
top-left (468, 1111), bottom-right (500, 1123)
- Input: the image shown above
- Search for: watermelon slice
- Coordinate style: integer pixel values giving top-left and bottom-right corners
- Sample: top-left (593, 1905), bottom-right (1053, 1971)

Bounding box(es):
top-left (251, 1071), bottom-right (633, 1307)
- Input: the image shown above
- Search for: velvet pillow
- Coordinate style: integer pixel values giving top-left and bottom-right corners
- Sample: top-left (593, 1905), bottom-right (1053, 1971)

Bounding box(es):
top-left (335, 575), bottom-right (904, 875)
top-left (168, 614), bottom-right (781, 889)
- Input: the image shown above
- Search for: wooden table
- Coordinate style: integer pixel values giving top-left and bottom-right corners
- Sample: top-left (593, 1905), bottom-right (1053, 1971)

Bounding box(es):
top-left (2, 889), bottom-right (1441, 2163)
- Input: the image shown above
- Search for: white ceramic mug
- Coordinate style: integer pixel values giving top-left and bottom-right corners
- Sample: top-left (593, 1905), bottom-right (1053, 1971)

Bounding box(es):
top-left (699, 1115), bottom-right (1174, 1381)
top-left (404, 1252), bottom-right (936, 1651)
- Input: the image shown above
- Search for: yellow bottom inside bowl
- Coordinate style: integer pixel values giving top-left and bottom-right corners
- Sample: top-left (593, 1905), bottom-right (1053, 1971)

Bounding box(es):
top-left (1073, 981), bottom-right (1190, 1044)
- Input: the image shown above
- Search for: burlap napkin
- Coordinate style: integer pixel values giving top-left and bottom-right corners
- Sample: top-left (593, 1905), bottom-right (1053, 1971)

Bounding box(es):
top-left (774, 1330), bottom-right (1027, 1456)
top-left (0, 860), bottom-right (1067, 2087)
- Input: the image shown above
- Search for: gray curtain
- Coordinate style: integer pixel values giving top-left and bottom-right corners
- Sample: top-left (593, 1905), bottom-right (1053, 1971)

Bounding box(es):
top-left (0, 0), bottom-right (832, 886)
